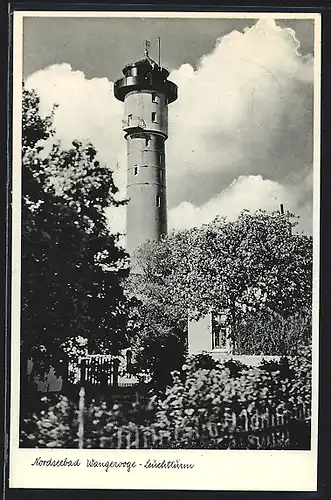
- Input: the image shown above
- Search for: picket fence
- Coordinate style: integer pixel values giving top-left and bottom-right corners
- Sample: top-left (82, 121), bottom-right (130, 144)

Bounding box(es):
top-left (77, 388), bottom-right (311, 450)
top-left (78, 356), bottom-right (119, 387)
top-left (71, 355), bottom-right (149, 389)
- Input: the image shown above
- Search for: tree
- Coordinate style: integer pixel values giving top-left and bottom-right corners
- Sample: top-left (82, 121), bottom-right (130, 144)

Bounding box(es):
top-left (125, 289), bottom-right (186, 387)
top-left (21, 87), bottom-right (130, 376)
top-left (129, 210), bottom-right (312, 375)
top-left (234, 308), bottom-right (312, 356)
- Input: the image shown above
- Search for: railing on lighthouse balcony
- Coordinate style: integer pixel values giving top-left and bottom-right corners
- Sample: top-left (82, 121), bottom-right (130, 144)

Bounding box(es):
top-left (122, 115), bottom-right (146, 132)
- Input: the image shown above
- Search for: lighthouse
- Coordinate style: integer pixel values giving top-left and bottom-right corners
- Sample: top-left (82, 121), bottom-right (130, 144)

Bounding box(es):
top-left (114, 41), bottom-right (178, 264)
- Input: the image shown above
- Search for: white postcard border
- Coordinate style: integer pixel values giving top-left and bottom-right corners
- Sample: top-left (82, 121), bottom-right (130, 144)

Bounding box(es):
top-left (9, 10), bottom-right (321, 491)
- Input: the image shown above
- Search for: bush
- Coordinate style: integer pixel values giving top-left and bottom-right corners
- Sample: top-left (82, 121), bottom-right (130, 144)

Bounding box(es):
top-left (20, 394), bottom-right (78, 448)
top-left (234, 310), bottom-right (312, 356)
top-left (20, 348), bottom-right (311, 449)
top-left (146, 350), bottom-right (311, 448)
top-left (182, 353), bottom-right (245, 379)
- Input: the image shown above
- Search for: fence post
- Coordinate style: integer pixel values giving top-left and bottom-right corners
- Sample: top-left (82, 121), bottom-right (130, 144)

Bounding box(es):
top-left (78, 386), bottom-right (85, 449)
top-left (231, 411), bottom-right (237, 433)
top-left (117, 428), bottom-right (123, 449)
top-left (113, 359), bottom-right (119, 387)
top-left (80, 358), bottom-right (86, 385)
top-left (134, 425), bottom-right (140, 448)
top-left (142, 430), bottom-right (149, 449)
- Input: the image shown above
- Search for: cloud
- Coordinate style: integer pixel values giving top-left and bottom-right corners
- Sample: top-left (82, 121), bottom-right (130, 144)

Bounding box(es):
top-left (25, 63), bottom-right (127, 192)
top-left (169, 174), bottom-right (312, 234)
top-left (25, 18), bottom-right (315, 238)
top-left (167, 18), bottom-right (313, 206)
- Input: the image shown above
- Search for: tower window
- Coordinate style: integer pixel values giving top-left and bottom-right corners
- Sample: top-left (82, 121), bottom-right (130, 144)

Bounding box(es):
top-left (151, 112), bottom-right (157, 123)
top-left (152, 92), bottom-right (159, 104)
top-left (160, 170), bottom-right (164, 182)
top-left (156, 195), bottom-right (161, 207)
top-left (133, 166), bottom-right (139, 176)
top-left (128, 114), bottom-right (132, 124)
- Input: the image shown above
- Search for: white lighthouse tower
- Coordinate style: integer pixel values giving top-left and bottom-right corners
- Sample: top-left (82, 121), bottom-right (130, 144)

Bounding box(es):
top-left (114, 41), bottom-right (178, 264)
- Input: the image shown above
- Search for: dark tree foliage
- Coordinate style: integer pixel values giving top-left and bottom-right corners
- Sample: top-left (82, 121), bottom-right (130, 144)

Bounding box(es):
top-left (125, 288), bottom-right (186, 387)
top-left (21, 87), bottom-right (130, 375)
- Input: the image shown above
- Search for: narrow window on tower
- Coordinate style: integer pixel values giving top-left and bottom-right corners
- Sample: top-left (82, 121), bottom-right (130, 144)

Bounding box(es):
top-left (133, 166), bottom-right (139, 176)
top-left (152, 92), bottom-right (159, 104)
top-left (151, 112), bottom-right (157, 123)
top-left (156, 195), bottom-right (161, 207)
top-left (128, 114), bottom-right (132, 125)
top-left (160, 170), bottom-right (164, 182)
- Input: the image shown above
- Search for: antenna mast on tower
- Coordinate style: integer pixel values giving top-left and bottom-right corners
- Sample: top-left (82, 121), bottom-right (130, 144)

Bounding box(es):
top-left (158, 37), bottom-right (161, 67)
top-left (144, 39), bottom-right (151, 57)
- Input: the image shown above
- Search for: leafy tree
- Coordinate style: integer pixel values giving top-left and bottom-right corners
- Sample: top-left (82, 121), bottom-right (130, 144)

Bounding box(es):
top-left (138, 211), bottom-right (312, 319)
top-left (129, 210), bottom-right (312, 376)
top-left (126, 291), bottom-right (186, 387)
top-left (21, 87), bottom-right (129, 377)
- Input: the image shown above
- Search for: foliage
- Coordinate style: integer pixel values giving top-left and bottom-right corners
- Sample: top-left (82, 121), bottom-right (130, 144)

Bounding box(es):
top-left (286, 343), bottom-right (312, 407)
top-left (20, 394), bottom-right (78, 448)
top-left (125, 276), bottom-right (187, 387)
top-left (128, 210), bottom-right (312, 381)
top-left (146, 350), bottom-right (311, 448)
top-left (135, 211), bottom-right (312, 322)
top-left (182, 352), bottom-right (245, 377)
top-left (21, 86), bottom-right (130, 374)
top-left (183, 352), bottom-right (218, 372)
top-left (234, 309), bottom-right (312, 356)
top-left (21, 347), bottom-right (311, 450)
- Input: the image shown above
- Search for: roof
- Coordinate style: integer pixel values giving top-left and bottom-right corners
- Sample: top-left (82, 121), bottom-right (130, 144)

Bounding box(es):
top-left (122, 49), bottom-right (169, 77)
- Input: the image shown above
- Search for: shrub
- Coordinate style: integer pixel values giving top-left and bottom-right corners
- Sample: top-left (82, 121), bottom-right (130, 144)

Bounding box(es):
top-left (20, 348), bottom-right (311, 449)
top-left (234, 310), bottom-right (312, 356)
top-left (147, 349), bottom-right (311, 448)
top-left (20, 394), bottom-right (78, 448)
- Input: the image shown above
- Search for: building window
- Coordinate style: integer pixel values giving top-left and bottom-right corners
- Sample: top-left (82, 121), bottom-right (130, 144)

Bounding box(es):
top-left (128, 114), bottom-right (132, 124)
top-left (212, 326), bottom-right (227, 349)
top-left (151, 112), bottom-right (157, 123)
top-left (159, 152), bottom-right (164, 165)
top-left (160, 170), bottom-right (165, 182)
top-left (211, 312), bottom-right (229, 350)
top-left (133, 166), bottom-right (139, 176)
top-left (156, 195), bottom-right (161, 207)
top-left (152, 92), bottom-right (159, 104)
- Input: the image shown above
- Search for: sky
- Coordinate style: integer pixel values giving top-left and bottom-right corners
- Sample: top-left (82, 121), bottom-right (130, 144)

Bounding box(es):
top-left (23, 15), bottom-right (316, 236)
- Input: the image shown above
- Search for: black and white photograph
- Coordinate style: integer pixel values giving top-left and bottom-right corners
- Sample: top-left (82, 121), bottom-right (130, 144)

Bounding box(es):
top-left (9, 10), bottom-right (320, 491)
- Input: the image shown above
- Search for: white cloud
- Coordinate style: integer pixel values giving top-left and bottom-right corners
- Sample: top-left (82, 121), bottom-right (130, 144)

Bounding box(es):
top-left (25, 18), bottom-right (314, 238)
top-left (167, 18), bottom-right (313, 184)
top-left (25, 63), bottom-right (127, 192)
top-left (169, 174), bottom-right (312, 234)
